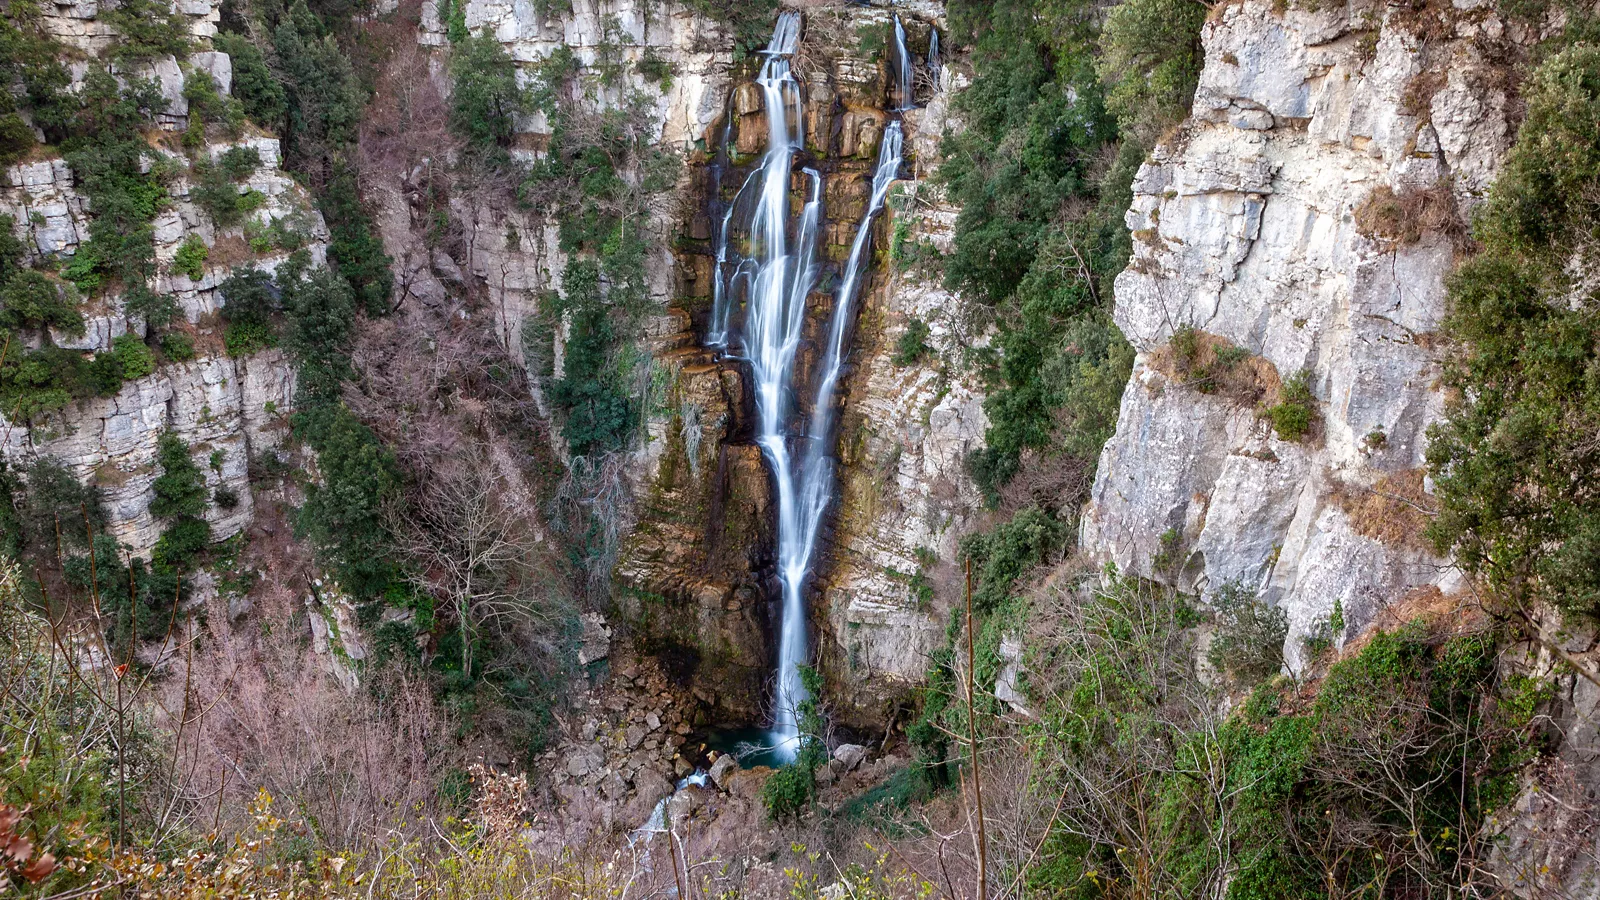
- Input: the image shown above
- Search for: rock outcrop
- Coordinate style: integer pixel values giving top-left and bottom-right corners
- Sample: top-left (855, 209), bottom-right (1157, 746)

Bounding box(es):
top-left (1083, 0), bottom-right (1532, 669)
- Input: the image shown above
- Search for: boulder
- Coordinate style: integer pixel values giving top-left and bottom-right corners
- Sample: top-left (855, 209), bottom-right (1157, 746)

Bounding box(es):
top-left (708, 753), bottom-right (739, 791)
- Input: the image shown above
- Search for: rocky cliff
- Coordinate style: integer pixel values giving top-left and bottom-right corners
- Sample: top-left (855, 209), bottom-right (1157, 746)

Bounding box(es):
top-left (601, 4), bottom-right (978, 731)
top-left (0, 0), bottom-right (321, 557)
top-left (1082, 0), bottom-right (1532, 670)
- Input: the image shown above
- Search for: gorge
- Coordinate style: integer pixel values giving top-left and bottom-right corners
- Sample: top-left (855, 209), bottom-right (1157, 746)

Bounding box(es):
top-left (4, 0), bottom-right (1600, 896)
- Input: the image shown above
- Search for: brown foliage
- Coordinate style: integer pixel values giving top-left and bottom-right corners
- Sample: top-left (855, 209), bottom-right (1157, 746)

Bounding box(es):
top-left (1353, 182), bottom-right (1464, 248)
top-left (1147, 327), bottom-right (1282, 406)
top-left (1329, 468), bottom-right (1439, 553)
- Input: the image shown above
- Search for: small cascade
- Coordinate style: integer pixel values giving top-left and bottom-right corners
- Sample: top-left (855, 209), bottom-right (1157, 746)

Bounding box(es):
top-left (892, 15), bottom-right (915, 111)
top-left (705, 11), bottom-right (908, 763)
top-left (928, 28), bottom-right (942, 85)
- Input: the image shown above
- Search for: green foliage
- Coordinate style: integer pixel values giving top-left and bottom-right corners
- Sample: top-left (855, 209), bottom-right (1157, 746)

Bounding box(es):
top-left (55, 71), bottom-right (171, 300)
top-left (0, 112), bottom-right (32, 166)
top-left (150, 431), bottom-right (208, 521)
top-left (173, 234), bottom-right (209, 280)
top-left (549, 297), bottom-right (631, 457)
top-left (217, 266), bottom-right (280, 356)
top-left (213, 33), bottom-right (288, 132)
top-left (192, 157), bottom-right (254, 228)
top-left (111, 333), bottom-right (155, 380)
top-left (1263, 368), bottom-right (1316, 441)
top-left (1205, 581), bottom-right (1287, 685)
top-left (281, 261), bottom-right (356, 400)
top-left (161, 330), bottom-right (196, 362)
top-left (521, 50), bottom-right (680, 457)
top-left (182, 70), bottom-right (245, 149)
top-left (0, 215), bottom-right (25, 286)
top-left (442, 0), bottom-right (468, 43)
top-left (146, 431), bottom-right (212, 576)
top-left (944, 0), bottom-right (1201, 501)
top-left (892, 318), bottom-right (931, 367)
top-left (1097, 0), bottom-right (1208, 144)
top-left (293, 402), bottom-right (400, 599)
top-left (269, 2), bottom-right (366, 165)
top-left (1020, 566), bottom-right (1548, 898)
top-left (8, 455), bottom-right (106, 558)
top-left (105, 0), bottom-right (190, 62)
top-left (761, 667), bottom-right (826, 821)
top-left (320, 166), bottom-right (393, 317)
top-left (449, 30), bottom-right (529, 148)
top-left (0, 269), bottom-right (83, 337)
top-left (961, 505), bottom-right (1067, 613)
top-left (1426, 45), bottom-right (1600, 617)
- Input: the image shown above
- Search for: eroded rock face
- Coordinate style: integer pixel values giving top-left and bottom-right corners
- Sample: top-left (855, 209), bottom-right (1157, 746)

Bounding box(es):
top-left (1082, 0), bottom-right (1531, 669)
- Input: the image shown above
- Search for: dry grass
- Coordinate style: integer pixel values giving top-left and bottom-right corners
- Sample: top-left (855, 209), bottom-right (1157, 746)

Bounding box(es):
top-left (208, 233), bottom-right (255, 270)
top-left (1329, 468), bottom-right (1438, 553)
top-left (1147, 328), bottom-right (1283, 407)
top-left (1353, 182), bottom-right (1464, 248)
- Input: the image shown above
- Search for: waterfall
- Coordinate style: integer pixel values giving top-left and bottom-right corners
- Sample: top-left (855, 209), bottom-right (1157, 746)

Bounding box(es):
top-left (928, 28), bottom-right (942, 84)
top-left (706, 11), bottom-right (906, 762)
top-left (892, 15), bottom-right (915, 111)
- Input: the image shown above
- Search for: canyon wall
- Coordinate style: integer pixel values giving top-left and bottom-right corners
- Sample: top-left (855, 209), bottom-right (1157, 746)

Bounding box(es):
top-left (1, 0), bottom-right (319, 557)
top-left (1082, 0), bottom-right (1528, 669)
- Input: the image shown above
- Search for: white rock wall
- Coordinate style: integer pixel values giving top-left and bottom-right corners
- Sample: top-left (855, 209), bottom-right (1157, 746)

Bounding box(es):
top-left (1082, 0), bottom-right (1527, 669)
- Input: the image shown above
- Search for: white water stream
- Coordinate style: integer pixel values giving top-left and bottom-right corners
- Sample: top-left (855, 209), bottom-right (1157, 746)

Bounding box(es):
top-left (706, 12), bottom-right (911, 762)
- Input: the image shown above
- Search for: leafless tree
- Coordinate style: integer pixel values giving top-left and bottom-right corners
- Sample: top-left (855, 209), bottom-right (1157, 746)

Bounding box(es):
top-left (395, 442), bottom-right (571, 676)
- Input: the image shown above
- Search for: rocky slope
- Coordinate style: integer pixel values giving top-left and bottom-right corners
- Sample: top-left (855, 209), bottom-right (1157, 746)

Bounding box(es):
top-left (1081, 0), bottom-right (1530, 670)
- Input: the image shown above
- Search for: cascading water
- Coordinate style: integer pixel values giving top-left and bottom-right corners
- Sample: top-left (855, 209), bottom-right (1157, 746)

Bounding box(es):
top-left (928, 28), bottom-right (942, 84)
top-left (705, 12), bottom-right (909, 761)
top-left (892, 15), bottom-right (915, 111)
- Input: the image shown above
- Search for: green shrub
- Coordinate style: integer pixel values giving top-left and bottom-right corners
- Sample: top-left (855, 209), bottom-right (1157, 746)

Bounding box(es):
top-left (182, 70), bottom-right (245, 149)
top-left (293, 402), bottom-right (401, 598)
top-left (0, 112), bottom-right (34, 166)
top-left (212, 33), bottom-right (286, 132)
top-left (213, 484), bottom-right (240, 509)
top-left (449, 31), bottom-right (528, 148)
top-left (892, 317), bottom-right (931, 367)
top-left (761, 667), bottom-right (825, 821)
top-left (105, 0), bottom-right (190, 62)
top-left (153, 514), bottom-right (211, 573)
top-left (224, 320), bottom-right (278, 357)
top-left (1426, 45), bottom-right (1600, 618)
top-left (162, 330), bottom-right (196, 362)
top-left (111, 333), bottom-right (155, 380)
top-left (1263, 368), bottom-right (1315, 441)
top-left (151, 432), bottom-right (208, 520)
top-left (1205, 580), bottom-right (1287, 685)
top-left (191, 159), bottom-right (251, 227)
top-left (0, 269), bottom-right (83, 338)
top-left (219, 145), bottom-right (262, 180)
top-left (1096, 0), bottom-right (1208, 144)
top-left (172, 234), bottom-right (208, 280)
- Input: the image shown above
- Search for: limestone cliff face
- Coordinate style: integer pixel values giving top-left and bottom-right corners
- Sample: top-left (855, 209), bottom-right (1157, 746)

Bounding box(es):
top-left (0, 0), bottom-right (319, 557)
top-left (817, 43), bottom-right (987, 728)
top-left (1083, 0), bottom-right (1532, 668)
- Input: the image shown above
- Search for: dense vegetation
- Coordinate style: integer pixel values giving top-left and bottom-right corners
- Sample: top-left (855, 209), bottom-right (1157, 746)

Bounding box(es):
top-left (1018, 575), bottom-right (1543, 898)
top-left (1426, 40), bottom-right (1600, 619)
top-left (944, 0), bottom-right (1200, 502)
